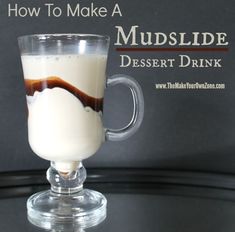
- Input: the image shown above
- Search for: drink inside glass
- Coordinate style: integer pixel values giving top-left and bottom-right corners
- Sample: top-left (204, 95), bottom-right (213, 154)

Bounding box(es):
top-left (22, 49), bottom-right (107, 174)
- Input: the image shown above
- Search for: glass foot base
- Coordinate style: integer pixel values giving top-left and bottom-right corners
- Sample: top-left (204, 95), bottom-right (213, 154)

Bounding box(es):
top-left (27, 189), bottom-right (107, 230)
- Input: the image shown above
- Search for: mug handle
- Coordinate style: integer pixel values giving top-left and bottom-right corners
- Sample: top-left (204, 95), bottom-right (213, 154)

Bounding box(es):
top-left (105, 74), bottom-right (144, 141)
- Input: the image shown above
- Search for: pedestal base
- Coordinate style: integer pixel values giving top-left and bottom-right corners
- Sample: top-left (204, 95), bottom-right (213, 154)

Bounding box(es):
top-left (27, 189), bottom-right (107, 230)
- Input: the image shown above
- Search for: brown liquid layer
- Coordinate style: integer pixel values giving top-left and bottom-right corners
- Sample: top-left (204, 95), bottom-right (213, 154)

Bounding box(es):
top-left (25, 77), bottom-right (103, 112)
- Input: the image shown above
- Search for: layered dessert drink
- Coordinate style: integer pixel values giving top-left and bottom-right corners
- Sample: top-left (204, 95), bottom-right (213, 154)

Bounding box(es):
top-left (21, 54), bottom-right (107, 173)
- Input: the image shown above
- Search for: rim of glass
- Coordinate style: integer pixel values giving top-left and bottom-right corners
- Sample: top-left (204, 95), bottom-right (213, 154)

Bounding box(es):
top-left (18, 33), bottom-right (110, 42)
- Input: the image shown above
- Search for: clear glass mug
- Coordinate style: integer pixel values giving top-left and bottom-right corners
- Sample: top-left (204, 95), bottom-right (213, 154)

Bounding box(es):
top-left (18, 34), bottom-right (144, 230)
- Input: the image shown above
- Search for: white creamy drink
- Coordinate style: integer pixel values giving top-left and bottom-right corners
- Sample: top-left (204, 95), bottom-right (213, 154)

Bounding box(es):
top-left (21, 54), bottom-right (107, 173)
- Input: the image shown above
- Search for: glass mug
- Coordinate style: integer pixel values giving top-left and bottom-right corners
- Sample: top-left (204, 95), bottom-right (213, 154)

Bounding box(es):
top-left (18, 34), bottom-right (144, 230)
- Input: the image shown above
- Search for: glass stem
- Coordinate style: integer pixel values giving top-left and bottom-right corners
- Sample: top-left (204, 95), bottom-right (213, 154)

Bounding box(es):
top-left (47, 161), bottom-right (87, 194)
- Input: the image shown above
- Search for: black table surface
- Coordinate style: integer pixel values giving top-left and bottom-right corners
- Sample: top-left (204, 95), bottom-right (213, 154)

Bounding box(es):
top-left (2, 168), bottom-right (235, 232)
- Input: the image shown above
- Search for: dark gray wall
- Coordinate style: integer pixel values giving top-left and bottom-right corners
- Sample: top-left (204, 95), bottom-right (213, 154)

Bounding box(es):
top-left (0, 0), bottom-right (235, 172)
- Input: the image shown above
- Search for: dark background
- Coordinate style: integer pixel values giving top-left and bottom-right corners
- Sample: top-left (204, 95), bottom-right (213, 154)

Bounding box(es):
top-left (0, 0), bottom-right (235, 173)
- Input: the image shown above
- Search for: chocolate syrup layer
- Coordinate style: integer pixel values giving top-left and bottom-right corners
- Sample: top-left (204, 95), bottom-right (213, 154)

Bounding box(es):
top-left (25, 77), bottom-right (103, 112)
